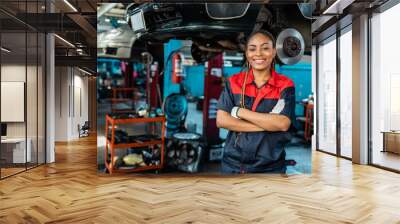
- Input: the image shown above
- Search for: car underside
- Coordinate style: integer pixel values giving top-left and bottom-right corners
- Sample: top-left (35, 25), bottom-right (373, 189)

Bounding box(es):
top-left (126, 2), bottom-right (312, 65)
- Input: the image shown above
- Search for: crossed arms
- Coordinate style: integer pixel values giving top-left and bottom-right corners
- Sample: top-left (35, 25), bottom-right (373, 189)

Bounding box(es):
top-left (216, 109), bottom-right (291, 132)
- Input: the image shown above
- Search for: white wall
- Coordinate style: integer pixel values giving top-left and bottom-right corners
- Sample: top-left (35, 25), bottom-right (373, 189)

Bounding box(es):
top-left (1, 65), bottom-right (26, 140)
top-left (72, 72), bottom-right (89, 138)
top-left (1, 65), bottom-right (35, 138)
top-left (54, 66), bottom-right (89, 141)
top-left (55, 66), bottom-right (69, 141)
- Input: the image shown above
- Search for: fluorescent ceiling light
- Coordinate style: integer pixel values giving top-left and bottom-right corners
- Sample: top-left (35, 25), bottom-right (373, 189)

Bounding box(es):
top-left (1, 47), bottom-right (11, 53)
top-left (323, 0), bottom-right (355, 15)
top-left (323, 0), bottom-right (341, 14)
top-left (54, 34), bottom-right (75, 48)
top-left (78, 67), bottom-right (93, 76)
top-left (63, 0), bottom-right (78, 12)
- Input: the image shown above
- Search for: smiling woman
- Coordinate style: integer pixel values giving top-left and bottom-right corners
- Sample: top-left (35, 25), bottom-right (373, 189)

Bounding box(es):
top-left (216, 30), bottom-right (296, 174)
top-left (246, 31), bottom-right (276, 73)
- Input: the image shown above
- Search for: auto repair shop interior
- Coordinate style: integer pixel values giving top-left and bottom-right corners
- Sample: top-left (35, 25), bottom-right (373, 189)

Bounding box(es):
top-left (97, 3), bottom-right (312, 174)
top-left (1, 1), bottom-right (400, 223)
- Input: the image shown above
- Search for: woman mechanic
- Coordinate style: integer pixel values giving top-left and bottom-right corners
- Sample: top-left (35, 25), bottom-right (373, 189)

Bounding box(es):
top-left (216, 30), bottom-right (296, 174)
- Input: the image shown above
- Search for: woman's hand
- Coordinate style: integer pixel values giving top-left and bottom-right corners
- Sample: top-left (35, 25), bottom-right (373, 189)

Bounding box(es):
top-left (237, 108), bottom-right (291, 132)
top-left (216, 110), bottom-right (264, 132)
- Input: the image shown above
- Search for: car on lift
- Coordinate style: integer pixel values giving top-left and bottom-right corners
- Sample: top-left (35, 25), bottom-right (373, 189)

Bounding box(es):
top-left (97, 24), bottom-right (137, 59)
top-left (126, 2), bottom-right (312, 65)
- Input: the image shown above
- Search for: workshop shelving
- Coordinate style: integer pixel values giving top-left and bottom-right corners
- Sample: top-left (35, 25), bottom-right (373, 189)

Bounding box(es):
top-left (104, 114), bottom-right (166, 174)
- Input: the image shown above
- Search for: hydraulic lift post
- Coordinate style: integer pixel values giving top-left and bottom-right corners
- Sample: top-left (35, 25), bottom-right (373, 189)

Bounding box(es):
top-left (149, 62), bottom-right (161, 108)
top-left (203, 53), bottom-right (223, 146)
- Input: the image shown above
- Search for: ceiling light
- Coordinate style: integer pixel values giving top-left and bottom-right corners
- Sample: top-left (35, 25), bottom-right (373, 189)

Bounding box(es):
top-left (63, 0), bottom-right (78, 12)
top-left (78, 67), bottom-right (93, 76)
top-left (322, 0), bottom-right (354, 15)
top-left (1, 47), bottom-right (11, 53)
top-left (77, 50), bottom-right (85, 55)
top-left (54, 34), bottom-right (75, 48)
top-left (323, 0), bottom-right (341, 14)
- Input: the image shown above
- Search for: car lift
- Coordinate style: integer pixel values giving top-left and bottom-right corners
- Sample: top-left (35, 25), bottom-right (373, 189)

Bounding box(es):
top-left (203, 53), bottom-right (224, 146)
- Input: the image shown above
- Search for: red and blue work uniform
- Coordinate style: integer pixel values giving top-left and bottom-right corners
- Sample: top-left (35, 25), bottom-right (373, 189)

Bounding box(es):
top-left (217, 69), bottom-right (295, 174)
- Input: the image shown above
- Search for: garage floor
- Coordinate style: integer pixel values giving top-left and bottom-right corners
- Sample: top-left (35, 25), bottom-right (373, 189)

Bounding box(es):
top-left (1, 135), bottom-right (400, 223)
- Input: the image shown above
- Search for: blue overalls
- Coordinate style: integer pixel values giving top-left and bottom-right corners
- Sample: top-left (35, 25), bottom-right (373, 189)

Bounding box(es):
top-left (217, 69), bottom-right (296, 174)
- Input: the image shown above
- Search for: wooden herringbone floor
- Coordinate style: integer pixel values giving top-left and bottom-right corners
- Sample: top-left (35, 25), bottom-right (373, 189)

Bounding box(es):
top-left (1, 135), bottom-right (400, 224)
